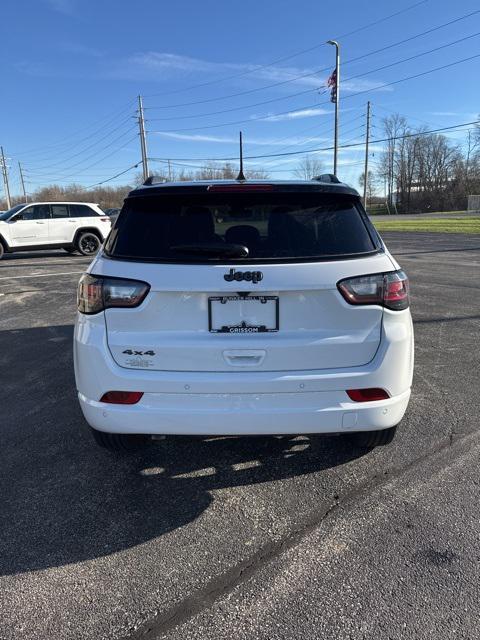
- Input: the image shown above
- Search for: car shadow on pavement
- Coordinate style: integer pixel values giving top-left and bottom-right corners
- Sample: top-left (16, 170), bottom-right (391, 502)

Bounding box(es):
top-left (0, 324), bottom-right (369, 576)
top-left (1, 250), bottom-right (83, 261)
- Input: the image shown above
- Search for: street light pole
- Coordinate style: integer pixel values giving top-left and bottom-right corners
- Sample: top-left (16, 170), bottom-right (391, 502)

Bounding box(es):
top-left (327, 40), bottom-right (340, 176)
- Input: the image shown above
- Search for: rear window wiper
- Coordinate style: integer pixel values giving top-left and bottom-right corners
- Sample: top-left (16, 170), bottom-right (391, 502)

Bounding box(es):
top-left (170, 243), bottom-right (249, 258)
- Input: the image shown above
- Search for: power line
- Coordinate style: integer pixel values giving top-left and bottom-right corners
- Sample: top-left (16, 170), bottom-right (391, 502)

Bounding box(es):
top-left (147, 101), bottom-right (324, 133)
top-left (147, 52), bottom-right (480, 134)
top-left (142, 30), bottom-right (480, 132)
top-left (149, 119), bottom-right (480, 163)
top-left (25, 127), bottom-right (138, 177)
top-left (33, 134), bottom-right (139, 184)
top-left (10, 99), bottom-right (137, 158)
top-left (344, 31), bottom-right (480, 84)
top-left (144, 8), bottom-right (480, 112)
top-left (340, 52), bottom-right (480, 102)
top-left (373, 104), bottom-right (444, 129)
top-left (23, 115), bottom-right (135, 170)
top-left (143, 0), bottom-right (430, 99)
top-left (82, 163), bottom-right (142, 189)
top-left (147, 88), bottom-right (327, 121)
top-left (257, 112), bottom-right (366, 167)
top-left (24, 167), bottom-right (134, 177)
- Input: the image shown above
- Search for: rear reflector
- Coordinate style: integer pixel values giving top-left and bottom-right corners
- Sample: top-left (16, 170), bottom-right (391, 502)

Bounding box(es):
top-left (207, 184), bottom-right (274, 192)
top-left (100, 391), bottom-right (143, 404)
top-left (347, 388), bottom-right (390, 402)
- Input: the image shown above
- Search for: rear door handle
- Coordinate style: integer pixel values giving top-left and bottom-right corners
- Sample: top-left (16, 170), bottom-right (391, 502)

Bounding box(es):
top-left (35, 221), bottom-right (45, 224)
top-left (223, 350), bottom-right (266, 367)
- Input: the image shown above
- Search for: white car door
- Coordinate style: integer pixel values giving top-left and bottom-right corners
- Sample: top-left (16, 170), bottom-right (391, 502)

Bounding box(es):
top-left (49, 204), bottom-right (73, 243)
top-left (8, 205), bottom-right (51, 247)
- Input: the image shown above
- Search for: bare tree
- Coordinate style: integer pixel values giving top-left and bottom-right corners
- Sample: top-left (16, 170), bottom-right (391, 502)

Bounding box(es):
top-left (194, 162), bottom-right (269, 180)
top-left (375, 113), bottom-right (475, 212)
top-left (359, 170), bottom-right (377, 201)
top-left (294, 155), bottom-right (324, 180)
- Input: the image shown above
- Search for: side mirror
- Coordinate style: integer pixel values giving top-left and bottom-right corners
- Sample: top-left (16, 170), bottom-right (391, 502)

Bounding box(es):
top-left (10, 216), bottom-right (21, 222)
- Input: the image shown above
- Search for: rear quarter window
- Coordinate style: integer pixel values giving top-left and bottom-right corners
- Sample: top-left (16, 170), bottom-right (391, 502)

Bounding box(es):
top-left (105, 192), bottom-right (379, 263)
top-left (69, 204), bottom-right (98, 217)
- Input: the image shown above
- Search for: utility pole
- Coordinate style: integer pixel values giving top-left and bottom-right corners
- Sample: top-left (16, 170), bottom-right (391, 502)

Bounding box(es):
top-left (327, 40), bottom-right (340, 175)
top-left (167, 159), bottom-right (172, 181)
top-left (1, 146), bottom-right (11, 209)
top-left (363, 101), bottom-right (371, 210)
top-left (18, 161), bottom-right (28, 202)
top-left (138, 95), bottom-right (149, 182)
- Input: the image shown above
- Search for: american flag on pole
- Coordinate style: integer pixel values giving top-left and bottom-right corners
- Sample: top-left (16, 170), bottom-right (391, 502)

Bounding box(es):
top-left (327, 68), bottom-right (337, 103)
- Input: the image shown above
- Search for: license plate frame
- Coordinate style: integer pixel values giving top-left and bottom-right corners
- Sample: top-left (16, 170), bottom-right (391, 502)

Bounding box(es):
top-left (208, 295), bottom-right (279, 334)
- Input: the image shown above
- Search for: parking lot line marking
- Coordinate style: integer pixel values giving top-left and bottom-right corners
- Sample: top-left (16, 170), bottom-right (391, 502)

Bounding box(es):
top-left (0, 271), bottom-right (84, 281)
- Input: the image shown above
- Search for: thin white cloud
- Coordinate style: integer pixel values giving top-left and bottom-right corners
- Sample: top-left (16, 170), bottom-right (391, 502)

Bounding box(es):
top-left (111, 52), bottom-right (392, 94)
top-left (431, 111), bottom-right (478, 120)
top-left (155, 132), bottom-right (238, 144)
top-left (112, 52), bottom-right (324, 89)
top-left (260, 108), bottom-right (332, 122)
top-left (154, 131), bottom-right (332, 146)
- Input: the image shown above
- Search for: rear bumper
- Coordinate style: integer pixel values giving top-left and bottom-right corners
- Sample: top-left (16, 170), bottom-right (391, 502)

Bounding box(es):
top-left (78, 388), bottom-right (411, 435)
top-left (74, 309), bottom-right (413, 435)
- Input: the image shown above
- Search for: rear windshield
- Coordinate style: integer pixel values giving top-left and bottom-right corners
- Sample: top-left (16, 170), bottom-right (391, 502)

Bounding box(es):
top-left (104, 192), bottom-right (378, 263)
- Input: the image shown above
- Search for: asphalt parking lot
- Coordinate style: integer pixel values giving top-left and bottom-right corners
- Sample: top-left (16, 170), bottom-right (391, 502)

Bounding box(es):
top-left (1, 232), bottom-right (480, 640)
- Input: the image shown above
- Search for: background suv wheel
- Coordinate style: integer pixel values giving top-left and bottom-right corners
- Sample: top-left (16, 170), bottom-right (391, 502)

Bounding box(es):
top-left (77, 232), bottom-right (101, 256)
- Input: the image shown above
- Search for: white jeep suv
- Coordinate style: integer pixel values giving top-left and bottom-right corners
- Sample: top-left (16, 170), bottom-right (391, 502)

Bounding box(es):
top-left (0, 202), bottom-right (111, 259)
top-left (74, 177), bottom-right (414, 452)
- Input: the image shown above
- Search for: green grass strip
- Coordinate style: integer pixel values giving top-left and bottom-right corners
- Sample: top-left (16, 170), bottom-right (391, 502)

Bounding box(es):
top-left (373, 217), bottom-right (480, 234)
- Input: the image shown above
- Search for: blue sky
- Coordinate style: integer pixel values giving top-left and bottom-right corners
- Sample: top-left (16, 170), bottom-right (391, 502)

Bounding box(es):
top-left (1, 0), bottom-right (479, 195)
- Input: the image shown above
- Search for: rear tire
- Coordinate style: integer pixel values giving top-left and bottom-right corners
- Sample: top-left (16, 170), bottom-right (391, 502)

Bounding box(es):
top-left (0, 243), bottom-right (4, 260)
top-left (344, 425), bottom-right (397, 449)
top-left (76, 231), bottom-right (101, 256)
top-left (90, 428), bottom-right (150, 452)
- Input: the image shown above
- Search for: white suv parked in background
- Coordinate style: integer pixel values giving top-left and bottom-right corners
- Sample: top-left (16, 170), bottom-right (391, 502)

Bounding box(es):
top-left (0, 202), bottom-right (111, 259)
top-left (74, 177), bottom-right (414, 452)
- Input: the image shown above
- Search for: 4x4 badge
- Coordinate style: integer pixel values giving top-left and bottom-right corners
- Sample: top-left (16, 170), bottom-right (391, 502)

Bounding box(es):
top-left (224, 268), bottom-right (263, 284)
top-left (122, 349), bottom-right (155, 356)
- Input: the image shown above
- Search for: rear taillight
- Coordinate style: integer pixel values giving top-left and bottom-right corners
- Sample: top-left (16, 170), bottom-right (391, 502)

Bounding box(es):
top-left (347, 388), bottom-right (390, 402)
top-left (337, 270), bottom-right (409, 311)
top-left (100, 391), bottom-right (143, 404)
top-left (77, 274), bottom-right (150, 314)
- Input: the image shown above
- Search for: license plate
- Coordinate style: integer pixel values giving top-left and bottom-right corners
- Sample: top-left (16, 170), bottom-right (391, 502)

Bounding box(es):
top-left (208, 296), bottom-right (279, 333)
